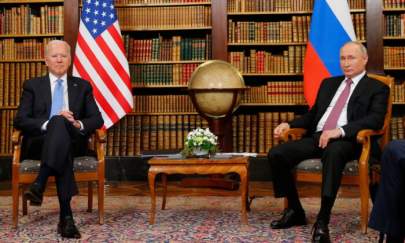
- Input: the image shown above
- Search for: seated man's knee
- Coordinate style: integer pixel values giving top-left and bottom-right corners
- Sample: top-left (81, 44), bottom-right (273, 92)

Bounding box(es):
top-left (322, 142), bottom-right (350, 160)
top-left (268, 145), bottom-right (287, 167)
top-left (382, 140), bottom-right (405, 164)
top-left (385, 140), bottom-right (405, 154)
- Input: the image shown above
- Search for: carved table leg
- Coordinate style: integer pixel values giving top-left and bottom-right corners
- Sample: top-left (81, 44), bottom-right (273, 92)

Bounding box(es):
top-left (239, 167), bottom-right (248, 224)
top-left (161, 173), bottom-right (167, 210)
top-left (148, 171), bottom-right (157, 224)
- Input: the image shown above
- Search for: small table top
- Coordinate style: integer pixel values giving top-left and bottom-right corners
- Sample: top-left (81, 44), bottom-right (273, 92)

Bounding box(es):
top-left (148, 155), bottom-right (249, 165)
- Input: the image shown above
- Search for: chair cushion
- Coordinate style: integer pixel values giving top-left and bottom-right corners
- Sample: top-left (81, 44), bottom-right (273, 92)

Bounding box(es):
top-left (296, 159), bottom-right (359, 176)
top-left (19, 156), bottom-right (98, 173)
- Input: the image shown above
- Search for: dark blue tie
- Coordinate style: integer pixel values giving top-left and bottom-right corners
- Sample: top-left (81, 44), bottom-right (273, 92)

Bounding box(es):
top-left (49, 79), bottom-right (64, 118)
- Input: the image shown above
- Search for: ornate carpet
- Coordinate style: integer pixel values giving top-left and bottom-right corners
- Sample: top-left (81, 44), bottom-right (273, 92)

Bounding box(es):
top-left (0, 195), bottom-right (379, 242)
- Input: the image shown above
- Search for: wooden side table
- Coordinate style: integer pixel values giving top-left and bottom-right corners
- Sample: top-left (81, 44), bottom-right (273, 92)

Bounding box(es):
top-left (148, 156), bottom-right (249, 224)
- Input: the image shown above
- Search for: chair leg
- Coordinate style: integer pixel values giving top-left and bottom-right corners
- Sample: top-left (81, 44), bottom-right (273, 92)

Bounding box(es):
top-left (22, 194), bottom-right (28, 216)
top-left (12, 183), bottom-right (19, 229)
top-left (22, 185), bottom-right (28, 216)
top-left (360, 190), bottom-right (369, 234)
top-left (161, 174), bottom-right (167, 210)
top-left (359, 171), bottom-right (370, 234)
top-left (98, 179), bottom-right (104, 224)
top-left (87, 181), bottom-right (93, 213)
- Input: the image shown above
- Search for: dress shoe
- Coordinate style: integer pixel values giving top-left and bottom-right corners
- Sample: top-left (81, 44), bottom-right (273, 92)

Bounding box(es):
top-left (58, 216), bottom-right (81, 239)
top-left (270, 208), bottom-right (307, 229)
top-left (312, 220), bottom-right (331, 243)
top-left (24, 183), bottom-right (43, 206)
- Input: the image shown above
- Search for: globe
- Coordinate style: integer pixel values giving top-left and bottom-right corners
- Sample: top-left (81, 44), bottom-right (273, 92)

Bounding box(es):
top-left (188, 60), bottom-right (245, 118)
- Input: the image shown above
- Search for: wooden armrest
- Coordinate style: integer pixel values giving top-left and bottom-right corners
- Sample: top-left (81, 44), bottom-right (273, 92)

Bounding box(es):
top-left (356, 129), bottom-right (384, 144)
top-left (94, 129), bottom-right (106, 163)
top-left (11, 129), bottom-right (22, 145)
top-left (280, 128), bottom-right (307, 142)
top-left (95, 129), bottom-right (106, 143)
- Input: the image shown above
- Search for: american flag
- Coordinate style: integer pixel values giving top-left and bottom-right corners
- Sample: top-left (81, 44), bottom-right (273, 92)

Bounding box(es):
top-left (73, 0), bottom-right (133, 129)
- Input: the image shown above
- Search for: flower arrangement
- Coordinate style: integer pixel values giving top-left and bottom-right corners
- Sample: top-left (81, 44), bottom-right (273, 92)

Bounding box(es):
top-left (181, 127), bottom-right (218, 157)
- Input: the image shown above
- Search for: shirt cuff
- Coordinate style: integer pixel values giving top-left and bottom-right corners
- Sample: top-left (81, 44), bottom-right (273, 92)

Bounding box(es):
top-left (41, 121), bottom-right (49, 131)
top-left (339, 127), bottom-right (345, 137)
top-left (78, 121), bottom-right (84, 131)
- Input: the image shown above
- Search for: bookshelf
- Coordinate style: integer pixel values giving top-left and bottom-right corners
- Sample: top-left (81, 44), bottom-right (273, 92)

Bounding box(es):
top-left (226, 0), bottom-right (366, 154)
top-left (0, 0), bottom-right (64, 156)
top-left (0, 0), bottom-right (403, 158)
top-left (382, 0), bottom-right (405, 141)
top-left (105, 0), bottom-right (213, 156)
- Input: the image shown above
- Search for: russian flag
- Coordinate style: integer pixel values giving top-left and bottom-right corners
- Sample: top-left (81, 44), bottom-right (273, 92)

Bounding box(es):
top-left (303, 0), bottom-right (356, 107)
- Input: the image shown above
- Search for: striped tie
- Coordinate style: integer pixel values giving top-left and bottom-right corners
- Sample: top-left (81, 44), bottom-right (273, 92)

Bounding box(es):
top-left (49, 79), bottom-right (64, 118)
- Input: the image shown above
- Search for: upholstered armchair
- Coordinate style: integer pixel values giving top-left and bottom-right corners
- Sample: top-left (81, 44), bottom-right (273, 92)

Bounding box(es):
top-left (279, 74), bottom-right (393, 233)
top-left (11, 129), bottom-right (106, 228)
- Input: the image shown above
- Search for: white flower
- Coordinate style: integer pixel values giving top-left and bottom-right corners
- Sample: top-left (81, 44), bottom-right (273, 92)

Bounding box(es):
top-left (182, 127), bottom-right (218, 156)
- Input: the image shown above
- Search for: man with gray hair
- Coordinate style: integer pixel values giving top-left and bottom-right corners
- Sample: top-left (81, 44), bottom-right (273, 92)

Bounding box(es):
top-left (267, 41), bottom-right (389, 242)
top-left (14, 40), bottom-right (103, 238)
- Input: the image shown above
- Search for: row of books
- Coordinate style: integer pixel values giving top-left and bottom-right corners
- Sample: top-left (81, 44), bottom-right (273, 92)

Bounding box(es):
top-left (103, 114), bottom-right (404, 157)
top-left (227, 0), bottom-right (313, 12)
top-left (0, 62), bottom-right (47, 107)
top-left (393, 81), bottom-right (405, 103)
top-left (0, 109), bottom-right (16, 155)
top-left (242, 82), bottom-right (306, 105)
top-left (229, 46), bottom-right (306, 74)
top-left (385, 14), bottom-right (405, 37)
top-left (228, 14), bottom-right (365, 44)
top-left (232, 112), bottom-right (296, 153)
top-left (347, 0), bottom-right (366, 9)
top-left (383, 0), bottom-right (405, 8)
top-left (106, 114), bottom-right (208, 156)
top-left (391, 116), bottom-right (405, 140)
top-left (384, 46), bottom-right (405, 68)
top-left (228, 17), bottom-right (310, 44)
top-left (123, 35), bottom-right (211, 62)
top-left (117, 6), bottom-right (211, 29)
top-left (352, 13), bottom-right (366, 41)
top-left (0, 5), bottom-right (63, 35)
top-left (132, 94), bottom-right (196, 113)
top-left (0, 109), bottom-right (402, 156)
top-left (227, 0), bottom-right (364, 12)
top-left (0, 37), bottom-right (56, 60)
top-left (114, 0), bottom-right (208, 4)
top-left (130, 63), bottom-right (198, 86)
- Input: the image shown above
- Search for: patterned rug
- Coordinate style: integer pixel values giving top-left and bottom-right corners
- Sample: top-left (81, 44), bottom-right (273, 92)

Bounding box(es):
top-left (0, 195), bottom-right (379, 242)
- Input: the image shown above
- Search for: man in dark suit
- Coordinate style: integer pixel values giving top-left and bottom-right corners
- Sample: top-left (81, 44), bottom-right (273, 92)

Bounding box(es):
top-left (14, 40), bottom-right (103, 239)
top-left (267, 41), bottom-right (389, 243)
top-left (369, 139), bottom-right (405, 243)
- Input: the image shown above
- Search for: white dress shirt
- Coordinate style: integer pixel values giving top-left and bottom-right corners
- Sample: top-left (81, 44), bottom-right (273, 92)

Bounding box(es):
top-left (316, 71), bottom-right (366, 136)
top-left (41, 73), bottom-right (83, 131)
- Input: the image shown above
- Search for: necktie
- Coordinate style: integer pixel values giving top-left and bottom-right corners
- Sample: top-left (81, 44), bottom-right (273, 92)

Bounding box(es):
top-left (323, 78), bottom-right (353, 130)
top-left (49, 79), bottom-right (64, 118)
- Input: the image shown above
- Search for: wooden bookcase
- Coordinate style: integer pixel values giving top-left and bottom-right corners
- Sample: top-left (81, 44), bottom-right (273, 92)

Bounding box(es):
top-left (0, 0), bottom-right (64, 155)
top-left (226, 0), bottom-right (367, 155)
top-left (106, 0), bottom-right (213, 156)
top-left (382, 0), bottom-right (405, 141)
top-left (0, 0), bottom-right (402, 158)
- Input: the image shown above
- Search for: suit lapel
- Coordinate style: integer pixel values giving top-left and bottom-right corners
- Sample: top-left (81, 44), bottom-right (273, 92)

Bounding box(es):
top-left (43, 75), bottom-right (52, 116)
top-left (347, 75), bottom-right (368, 119)
top-left (67, 77), bottom-right (79, 111)
top-left (318, 77), bottom-right (343, 116)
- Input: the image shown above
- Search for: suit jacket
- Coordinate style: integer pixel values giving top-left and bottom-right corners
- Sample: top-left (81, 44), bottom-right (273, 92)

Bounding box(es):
top-left (289, 75), bottom-right (389, 157)
top-left (14, 74), bottom-right (104, 158)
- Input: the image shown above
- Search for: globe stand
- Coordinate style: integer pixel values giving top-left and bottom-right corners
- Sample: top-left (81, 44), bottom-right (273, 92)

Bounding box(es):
top-left (181, 88), bottom-right (244, 190)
